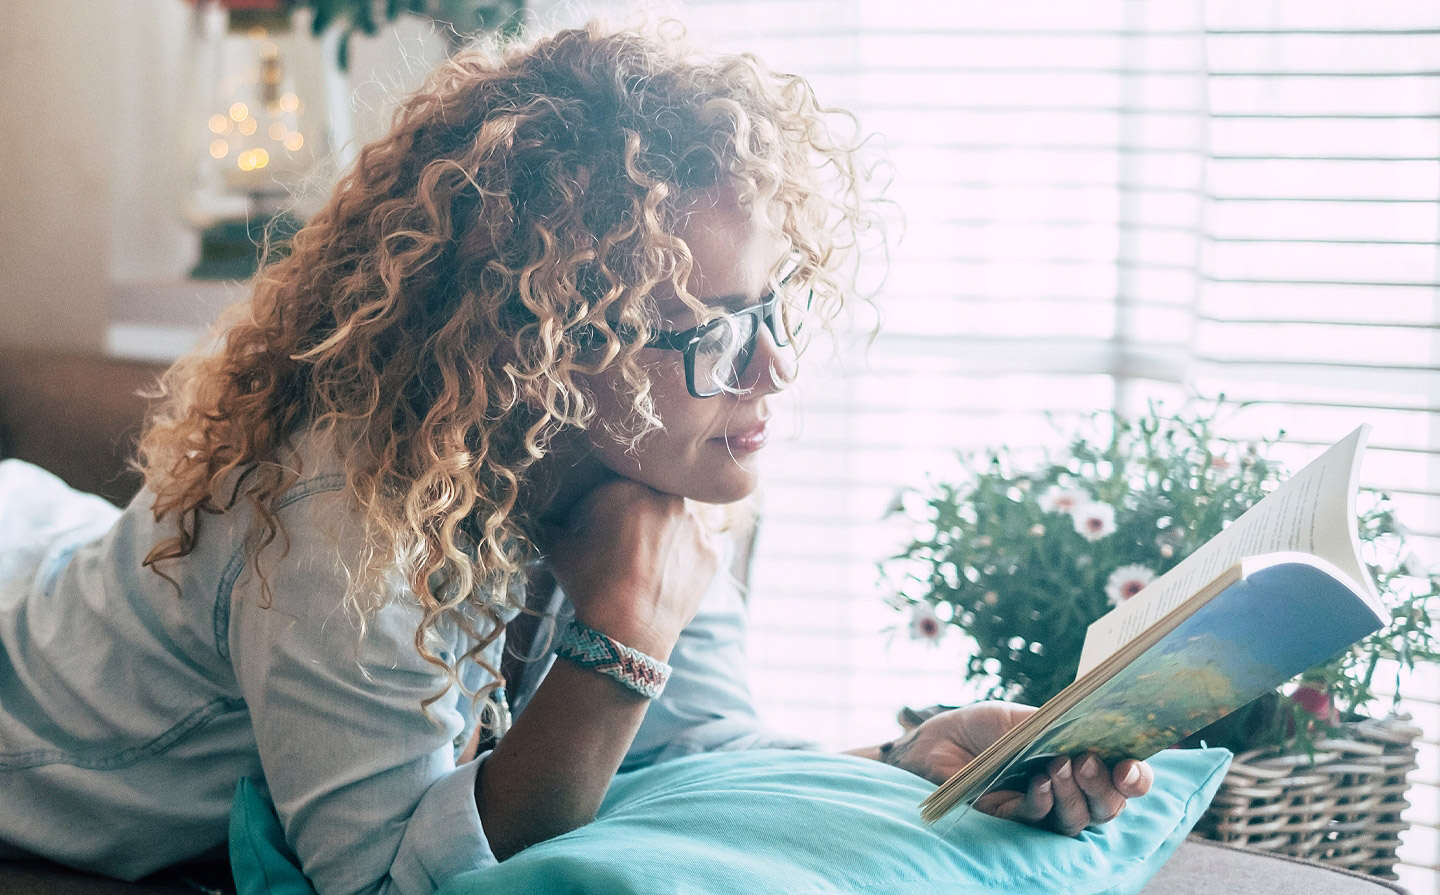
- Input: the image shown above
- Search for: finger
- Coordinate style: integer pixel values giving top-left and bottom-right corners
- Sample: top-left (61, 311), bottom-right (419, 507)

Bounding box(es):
top-left (1111, 758), bottom-right (1154, 799)
top-left (1015, 774), bottom-right (1054, 824)
top-left (1046, 757), bottom-right (1091, 837)
top-left (972, 790), bottom-right (1023, 820)
top-left (974, 775), bottom-right (1053, 825)
top-left (1074, 754), bottom-right (1127, 825)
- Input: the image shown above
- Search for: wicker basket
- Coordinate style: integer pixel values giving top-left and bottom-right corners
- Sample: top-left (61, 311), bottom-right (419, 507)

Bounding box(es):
top-left (1193, 714), bottom-right (1422, 879)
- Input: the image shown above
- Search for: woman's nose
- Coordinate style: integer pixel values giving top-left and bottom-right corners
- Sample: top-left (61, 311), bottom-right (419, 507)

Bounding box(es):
top-left (737, 324), bottom-right (798, 396)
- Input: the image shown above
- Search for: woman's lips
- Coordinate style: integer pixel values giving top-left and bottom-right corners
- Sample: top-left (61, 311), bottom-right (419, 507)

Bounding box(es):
top-left (717, 422), bottom-right (768, 453)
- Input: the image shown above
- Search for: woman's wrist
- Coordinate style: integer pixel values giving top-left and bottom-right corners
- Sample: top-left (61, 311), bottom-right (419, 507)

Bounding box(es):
top-left (571, 607), bottom-right (679, 662)
top-left (556, 618), bottom-right (672, 699)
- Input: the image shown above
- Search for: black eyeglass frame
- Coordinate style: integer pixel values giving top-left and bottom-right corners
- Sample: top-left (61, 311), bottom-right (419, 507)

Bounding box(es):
top-left (640, 264), bottom-right (812, 399)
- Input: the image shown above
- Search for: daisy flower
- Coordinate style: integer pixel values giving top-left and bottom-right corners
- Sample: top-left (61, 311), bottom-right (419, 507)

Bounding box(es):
top-left (909, 602), bottom-right (946, 643)
top-left (1073, 501), bottom-right (1117, 542)
top-left (1038, 485), bottom-right (1087, 515)
top-left (1105, 564), bottom-right (1156, 606)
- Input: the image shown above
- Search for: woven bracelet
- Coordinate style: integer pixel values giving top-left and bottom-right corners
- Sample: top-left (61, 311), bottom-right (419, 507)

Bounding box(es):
top-left (555, 618), bottom-right (672, 699)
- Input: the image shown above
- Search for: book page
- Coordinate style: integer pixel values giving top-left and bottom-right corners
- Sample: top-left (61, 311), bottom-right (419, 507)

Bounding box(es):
top-left (1075, 425), bottom-right (1371, 678)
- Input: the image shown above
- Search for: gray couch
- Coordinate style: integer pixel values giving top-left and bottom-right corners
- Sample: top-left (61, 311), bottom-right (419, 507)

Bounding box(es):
top-left (0, 350), bottom-right (1416, 895)
top-left (0, 838), bottom-right (1415, 894)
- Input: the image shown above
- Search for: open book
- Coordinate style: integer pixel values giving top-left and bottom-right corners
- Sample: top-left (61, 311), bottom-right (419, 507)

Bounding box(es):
top-left (921, 425), bottom-right (1389, 823)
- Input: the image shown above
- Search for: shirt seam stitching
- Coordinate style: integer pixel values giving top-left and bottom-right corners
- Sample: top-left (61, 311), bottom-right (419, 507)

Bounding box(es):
top-left (0, 696), bottom-right (246, 771)
top-left (212, 472), bottom-right (348, 662)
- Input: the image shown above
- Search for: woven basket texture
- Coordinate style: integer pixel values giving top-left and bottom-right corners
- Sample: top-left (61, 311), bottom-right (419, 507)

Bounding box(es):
top-left (1193, 714), bottom-right (1422, 879)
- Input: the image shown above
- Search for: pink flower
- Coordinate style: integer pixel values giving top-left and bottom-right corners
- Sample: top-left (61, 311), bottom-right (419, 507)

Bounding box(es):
top-left (909, 603), bottom-right (946, 644)
top-left (1105, 564), bottom-right (1156, 606)
top-left (1073, 501), bottom-right (1117, 542)
top-left (1038, 485), bottom-right (1086, 515)
top-left (1289, 683), bottom-right (1336, 723)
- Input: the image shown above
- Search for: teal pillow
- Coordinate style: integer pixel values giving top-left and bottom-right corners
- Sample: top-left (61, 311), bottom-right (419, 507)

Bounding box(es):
top-left (230, 778), bottom-right (313, 895)
top-left (231, 747), bottom-right (1231, 895)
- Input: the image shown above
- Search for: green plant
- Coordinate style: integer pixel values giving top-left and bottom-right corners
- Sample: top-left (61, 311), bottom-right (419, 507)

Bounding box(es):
top-left (312, 0), bottom-right (525, 67)
top-left (883, 402), bottom-right (1440, 753)
top-left (217, 1), bottom-right (525, 69)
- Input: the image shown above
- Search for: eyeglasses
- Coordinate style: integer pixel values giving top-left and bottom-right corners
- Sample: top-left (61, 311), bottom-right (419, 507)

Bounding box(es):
top-left (643, 261), bottom-right (812, 399)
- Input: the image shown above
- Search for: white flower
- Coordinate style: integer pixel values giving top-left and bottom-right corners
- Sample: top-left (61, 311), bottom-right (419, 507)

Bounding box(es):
top-left (1038, 485), bottom-right (1087, 515)
top-left (909, 603), bottom-right (946, 643)
top-left (1105, 564), bottom-right (1156, 606)
top-left (1073, 501), bottom-right (1117, 541)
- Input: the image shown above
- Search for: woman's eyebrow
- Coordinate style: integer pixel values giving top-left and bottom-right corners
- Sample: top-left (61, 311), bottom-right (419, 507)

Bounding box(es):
top-left (690, 264), bottom-right (801, 311)
top-left (699, 292), bottom-right (752, 311)
top-left (656, 291), bottom-right (750, 315)
top-left (660, 263), bottom-right (800, 314)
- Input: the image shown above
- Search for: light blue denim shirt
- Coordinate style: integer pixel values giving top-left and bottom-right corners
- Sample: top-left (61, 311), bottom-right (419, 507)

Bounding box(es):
top-left (0, 451), bottom-right (814, 895)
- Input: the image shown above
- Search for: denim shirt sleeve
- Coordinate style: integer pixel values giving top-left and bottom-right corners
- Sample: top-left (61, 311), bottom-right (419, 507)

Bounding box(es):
top-left (227, 485), bottom-right (500, 895)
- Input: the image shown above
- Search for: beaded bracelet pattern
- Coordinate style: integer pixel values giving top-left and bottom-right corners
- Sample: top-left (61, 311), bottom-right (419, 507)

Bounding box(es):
top-left (555, 618), bottom-right (672, 699)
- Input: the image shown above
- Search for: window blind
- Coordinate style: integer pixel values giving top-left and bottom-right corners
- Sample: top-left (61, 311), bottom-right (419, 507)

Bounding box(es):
top-left (1181, 7), bottom-right (1440, 886)
top-left (527, 1), bottom-right (1440, 887)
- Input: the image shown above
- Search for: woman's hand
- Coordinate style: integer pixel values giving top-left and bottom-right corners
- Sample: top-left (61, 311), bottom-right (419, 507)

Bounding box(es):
top-left (479, 478), bottom-right (721, 859)
top-left (540, 476), bottom-right (720, 660)
top-left (870, 701), bottom-right (1154, 836)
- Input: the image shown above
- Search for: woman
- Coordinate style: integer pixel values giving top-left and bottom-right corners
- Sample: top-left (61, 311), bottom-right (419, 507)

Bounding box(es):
top-left (0, 21), bottom-right (1151, 895)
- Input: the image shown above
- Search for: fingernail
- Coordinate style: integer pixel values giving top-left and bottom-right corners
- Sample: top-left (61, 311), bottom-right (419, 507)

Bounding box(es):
top-left (1078, 757), bottom-right (1100, 780)
top-left (1054, 760), bottom-right (1072, 780)
top-left (1121, 764), bottom-right (1141, 786)
top-left (1036, 778), bottom-right (1052, 795)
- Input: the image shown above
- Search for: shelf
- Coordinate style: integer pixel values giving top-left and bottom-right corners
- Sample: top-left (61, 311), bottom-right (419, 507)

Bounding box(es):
top-left (105, 278), bottom-right (250, 363)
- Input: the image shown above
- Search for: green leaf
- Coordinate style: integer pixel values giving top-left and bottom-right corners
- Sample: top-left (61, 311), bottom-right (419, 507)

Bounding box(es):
top-left (311, 0), bottom-right (336, 35)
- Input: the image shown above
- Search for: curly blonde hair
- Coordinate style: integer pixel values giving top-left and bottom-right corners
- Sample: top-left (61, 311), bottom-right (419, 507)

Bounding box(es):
top-left (137, 20), bottom-right (877, 721)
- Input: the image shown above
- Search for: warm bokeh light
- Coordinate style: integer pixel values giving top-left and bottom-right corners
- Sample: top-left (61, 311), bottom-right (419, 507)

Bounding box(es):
top-left (209, 139), bottom-right (228, 159)
top-left (251, 148), bottom-right (269, 168)
top-left (237, 151), bottom-right (255, 172)
top-left (228, 102), bottom-right (249, 122)
top-left (268, 122), bottom-right (287, 141)
top-left (282, 132), bottom-right (303, 152)
top-left (237, 117), bottom-right (257, 136)
top-left (207, 114), bottom-right (230, 135)
top-left (279, 93), bottom-right (299, 113)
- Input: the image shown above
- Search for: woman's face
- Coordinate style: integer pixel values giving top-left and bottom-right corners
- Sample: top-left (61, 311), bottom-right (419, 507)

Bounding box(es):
top-left (586, 184), bottom-right (797, 504)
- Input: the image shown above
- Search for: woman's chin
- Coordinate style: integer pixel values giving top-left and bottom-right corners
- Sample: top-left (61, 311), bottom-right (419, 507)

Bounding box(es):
top-left (598, 440), bottom-right (765, 505)
top-left (677, 459), bottom-right (763, 505)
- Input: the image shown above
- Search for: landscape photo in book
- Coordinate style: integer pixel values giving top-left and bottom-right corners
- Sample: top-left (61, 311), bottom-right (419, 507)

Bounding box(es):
top-left (994, 559), bottom-right (1384, 789)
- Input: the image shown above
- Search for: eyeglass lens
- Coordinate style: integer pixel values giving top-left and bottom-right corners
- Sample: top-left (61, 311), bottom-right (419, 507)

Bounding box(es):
top-left (689, 291), bottom-right (807, 396)
top-left (692, 313), bottom-right (759, 397)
